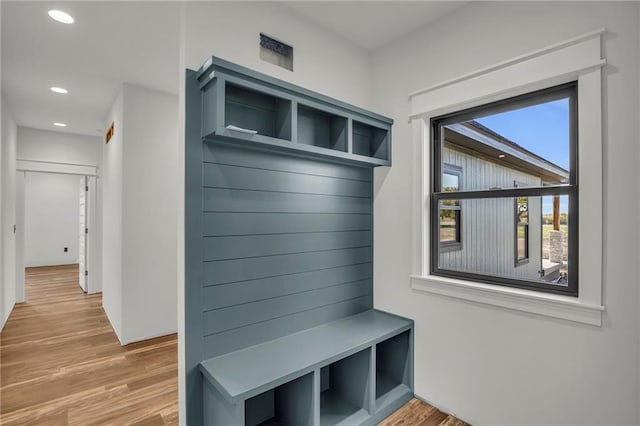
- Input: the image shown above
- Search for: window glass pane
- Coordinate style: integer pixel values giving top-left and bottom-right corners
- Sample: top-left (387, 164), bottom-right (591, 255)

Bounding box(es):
top-left (516, 196), bottom-right (529, 262)
top-left (441, 97), bottom-right (570, 192)
top-left (438, 195), bottom-right (570, 288)
top-left (439, 208), bottom-right (459, 244)
top-left (443, 173), bottom-right (459, 191)
top-left (442, 198), bottom-right (460, 208)
top-left (516, 224), bottom-right (528, 261)
top-left (517, 197), bottom-right (529, 224)
top-left (542, 195), bottom-right (569, 282)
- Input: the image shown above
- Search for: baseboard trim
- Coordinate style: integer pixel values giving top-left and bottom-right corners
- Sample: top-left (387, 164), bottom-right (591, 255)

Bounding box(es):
top-left (0, 303), bottom-right (16, 333)
top-left (122, 329), bottom-right (178, 346)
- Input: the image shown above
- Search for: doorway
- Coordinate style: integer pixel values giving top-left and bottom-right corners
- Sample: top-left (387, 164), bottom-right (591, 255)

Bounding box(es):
top-left (15, 160), bottom-right (98, 302)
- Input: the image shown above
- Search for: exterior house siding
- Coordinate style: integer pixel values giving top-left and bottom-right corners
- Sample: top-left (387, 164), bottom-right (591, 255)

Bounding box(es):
top-left (440, 146), bottom-right (543, 280)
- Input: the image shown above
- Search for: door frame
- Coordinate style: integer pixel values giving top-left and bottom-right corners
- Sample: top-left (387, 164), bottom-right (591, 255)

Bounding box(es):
top-left (16, 160), bottom-right (99, 298)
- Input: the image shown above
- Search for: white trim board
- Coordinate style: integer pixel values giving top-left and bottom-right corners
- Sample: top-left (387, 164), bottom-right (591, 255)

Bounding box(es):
top-left (409, 29), bottom-right (605, 122)
top-left (408, 27), bottom-right (606, 99)
top-left (17, 159), bottom-right (99, 177)
top-left (409, 28), bottom-right (605, 326)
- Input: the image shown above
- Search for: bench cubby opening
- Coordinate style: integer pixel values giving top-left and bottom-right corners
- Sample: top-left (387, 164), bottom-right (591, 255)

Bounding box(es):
top-left (297, 104), bottom-right (348, 152)
top-left (225, 83), bottom-right (292, 141)
top-left (375, 330), bottom-right (411, 406)
top-left (245, 372), bottom-right (314, 426)
top-left (352, 120), bottom-right (389, 160)
top-left (319, 348), bottom-right (371, 426)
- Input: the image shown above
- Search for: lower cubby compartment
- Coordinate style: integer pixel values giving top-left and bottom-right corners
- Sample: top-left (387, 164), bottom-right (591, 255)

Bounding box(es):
top-left (320, 349), bottom-right (371, 426)
top-left (375, 330), bottom-right (411, 407)
top-left (244, 372), bottom-right (314, 426)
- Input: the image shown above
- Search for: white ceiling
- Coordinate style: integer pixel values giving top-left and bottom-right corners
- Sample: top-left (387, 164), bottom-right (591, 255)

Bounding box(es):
top-left (1, 1), bottom-right (466, 138)
top-left (1, 1), bottom-right (180, 137)
top-left (282, 1), bottom-right (468, 51)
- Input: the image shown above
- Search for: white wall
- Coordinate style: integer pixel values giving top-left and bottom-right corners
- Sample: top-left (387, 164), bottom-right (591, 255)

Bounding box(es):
top-left (102, 90), bottom-right (124, 341)
top-left (1, 102), bottom-right (4, 328)
top-left (1, 98), bottom-right (17, 330)
top-left (23, 173), bottom-right (80, 267)
top-left (370, 2), bottom-right (639, 425)
top-left (185, 2), bottom-right (373, 110)
top-left (17, 127), bottom-right (102, 166)
top-left (102, 83), bottom-right (178, 345)
top-left (121, 83), bottom-right (178, 344)
top-left (178, 3), bottom-right (374, 422)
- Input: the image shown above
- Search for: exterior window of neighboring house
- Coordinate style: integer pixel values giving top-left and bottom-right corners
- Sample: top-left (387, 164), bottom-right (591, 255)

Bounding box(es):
top-left (440, 165), bottom-right (462, 251)
top-left (515, 194), bottom-right (529, 265)
top-left (430, 82), bottom-right (577, 296)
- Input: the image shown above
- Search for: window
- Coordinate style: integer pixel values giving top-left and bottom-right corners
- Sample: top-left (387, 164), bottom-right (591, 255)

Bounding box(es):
top-left (430, 82), bottom-right (577, 296)
top-left (409, 29), bottom-right (604, 325)
top-left (440, 165), bottom-right (462, 251)
top-left (515, 195), bottom-right (529, 265)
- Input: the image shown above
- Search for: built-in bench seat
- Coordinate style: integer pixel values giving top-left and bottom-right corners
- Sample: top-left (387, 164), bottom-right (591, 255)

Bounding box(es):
top-left (199, 309), bottom-right (414, 426)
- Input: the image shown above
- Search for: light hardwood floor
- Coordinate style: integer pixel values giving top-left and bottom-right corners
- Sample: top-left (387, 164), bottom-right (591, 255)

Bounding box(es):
top-left (0, 264), bottom-right (178, 425)
top-left (0, 264), bottom-right (466, 426)
top-left (379, 398), bottom-right (469, 426)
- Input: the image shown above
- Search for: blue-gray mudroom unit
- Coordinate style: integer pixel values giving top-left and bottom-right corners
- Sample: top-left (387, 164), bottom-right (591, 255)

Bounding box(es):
top-left (185, 56), bottom-right (414, 425)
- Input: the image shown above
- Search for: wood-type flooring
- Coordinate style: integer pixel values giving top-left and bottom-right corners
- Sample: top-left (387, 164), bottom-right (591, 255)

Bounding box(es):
top-left (0, 264), bottom-right (467, 425)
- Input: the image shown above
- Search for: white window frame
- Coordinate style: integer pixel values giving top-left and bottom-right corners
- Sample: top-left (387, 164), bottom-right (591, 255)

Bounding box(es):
top-left (408, 28), bottom-right (606, 326)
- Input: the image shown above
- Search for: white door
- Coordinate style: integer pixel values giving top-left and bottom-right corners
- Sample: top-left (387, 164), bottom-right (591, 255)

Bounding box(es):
top-left (78, 177), bottom-right (87, 292)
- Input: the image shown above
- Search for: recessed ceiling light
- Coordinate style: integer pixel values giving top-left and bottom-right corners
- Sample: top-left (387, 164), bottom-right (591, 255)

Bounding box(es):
top-left (53, 122), bottom-right (67, 127)
top-left (50, 87), bottom-right (68, 94)
top-left (498, 154), bottom-right (506, 158)
top-left (48, 10), bottom-right (74, 24)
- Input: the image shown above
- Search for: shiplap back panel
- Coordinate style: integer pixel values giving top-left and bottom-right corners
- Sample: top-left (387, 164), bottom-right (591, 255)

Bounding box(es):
top-left (200, 142), bottom-right (373, 359)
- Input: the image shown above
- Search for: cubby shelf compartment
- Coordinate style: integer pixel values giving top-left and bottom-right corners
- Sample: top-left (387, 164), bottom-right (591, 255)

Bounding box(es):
top-left (197, 56), bottom-right (393, 167)
top-left (319, 349), bottom-right (371, 426)
top-left (246, 373), bottom-right (314, 426)
top-left (297, 104), bottom-right (347, 152)
top-left (352, 120), bottom-right (390, 161)
top-left (375, 330), bottom-right (412, 410)
top-left (225, 83), bottom-right (292, 141)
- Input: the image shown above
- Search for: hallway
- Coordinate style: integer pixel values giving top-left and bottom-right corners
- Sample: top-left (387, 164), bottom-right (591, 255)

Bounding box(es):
top-left (0, 264), bottom-right (178, 425)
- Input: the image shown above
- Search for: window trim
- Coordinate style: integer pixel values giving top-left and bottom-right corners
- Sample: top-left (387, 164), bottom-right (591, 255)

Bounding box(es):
top-left (408, 28), bottom-right (605, 326)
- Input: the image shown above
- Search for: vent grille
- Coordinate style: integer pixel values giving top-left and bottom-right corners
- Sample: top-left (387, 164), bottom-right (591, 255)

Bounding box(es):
top-left (260, 33), bottom-right (293, 71)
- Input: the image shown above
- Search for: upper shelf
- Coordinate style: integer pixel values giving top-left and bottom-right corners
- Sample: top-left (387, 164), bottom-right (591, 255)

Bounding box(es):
top-left (196, 56), bottom-right (393, 167)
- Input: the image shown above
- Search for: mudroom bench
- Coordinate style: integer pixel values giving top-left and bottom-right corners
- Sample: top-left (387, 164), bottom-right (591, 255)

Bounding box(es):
top-left (186, 56), bottom-right (413, 425)
top-left (199, 309), bottom-right (413, 426)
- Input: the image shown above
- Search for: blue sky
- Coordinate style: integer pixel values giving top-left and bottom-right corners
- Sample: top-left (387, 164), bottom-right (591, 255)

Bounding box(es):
top-left (475, 98), bottom-right (570, 214)
top-left (476, 98), bottom-right (570, 170)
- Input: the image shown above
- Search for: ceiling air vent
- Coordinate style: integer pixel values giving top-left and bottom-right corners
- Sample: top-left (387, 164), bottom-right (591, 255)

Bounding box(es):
top-left (260, 33), bottom-right (293, 71)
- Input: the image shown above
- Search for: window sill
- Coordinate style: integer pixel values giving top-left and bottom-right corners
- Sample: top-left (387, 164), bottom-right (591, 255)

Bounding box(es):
top-left (410, 274), bottom-right (603, 326)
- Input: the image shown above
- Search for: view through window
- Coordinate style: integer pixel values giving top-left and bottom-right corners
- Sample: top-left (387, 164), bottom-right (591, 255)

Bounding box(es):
top-left (431, 83), bottom-right (577, 295)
